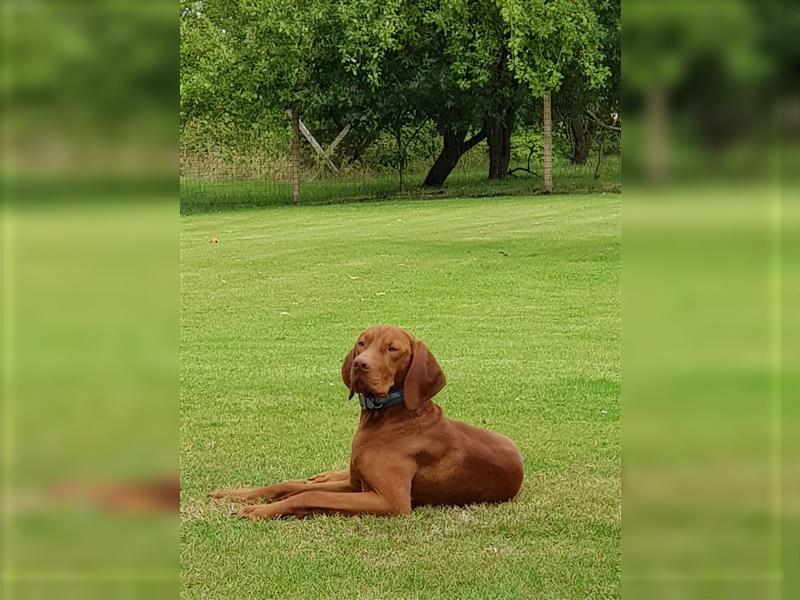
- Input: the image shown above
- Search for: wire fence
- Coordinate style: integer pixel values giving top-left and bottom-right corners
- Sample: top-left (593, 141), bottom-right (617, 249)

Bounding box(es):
top-left (180, 116), bottom-right (621, 213)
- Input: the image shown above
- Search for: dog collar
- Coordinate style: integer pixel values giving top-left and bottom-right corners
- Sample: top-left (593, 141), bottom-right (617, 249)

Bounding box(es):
top-left (358, 389), bottom-right (404, 410)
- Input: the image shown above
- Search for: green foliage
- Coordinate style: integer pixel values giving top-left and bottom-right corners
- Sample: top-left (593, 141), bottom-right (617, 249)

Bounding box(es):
top-left (510, 128), bottom-right (544, 164)
top-left (361, 126), bottom-right (440, 172)
top-left (238, 0), bottom-right (332, 107)
top-left (179, 0), bottom-right (620, 184)
top-left (179, 7), bottom-right (234, 121)
top-left (499, 0), bottom-right (609, 95)
top-left (428, 0), bottom-right (505, 92)
top-left (551, 0), bottom-right (620, 117)
top-left (623, 0), bottom-right (767, 94)
top-left (7, 1), bottom-right (176, 171)
top-left (180, 113), bottom-right (292, 180)
top-left (622, 0), bottom-right (773, 158)
top-left (336, 0), bottom-right (405, 88)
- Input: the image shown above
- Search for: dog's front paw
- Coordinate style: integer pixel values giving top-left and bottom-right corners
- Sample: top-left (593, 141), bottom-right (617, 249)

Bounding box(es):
top-left (210, 487), bottom-right (259, 503)
top-left (307, 470), bottom-right (342, 483)
top-left (236, 504), bottom-right (284, 520)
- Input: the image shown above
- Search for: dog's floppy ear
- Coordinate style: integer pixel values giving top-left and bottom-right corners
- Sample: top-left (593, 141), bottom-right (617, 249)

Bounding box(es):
top-left (341, 346), bottom-right (357, 399)
top-left (402, 340), bottom-right (446, 411)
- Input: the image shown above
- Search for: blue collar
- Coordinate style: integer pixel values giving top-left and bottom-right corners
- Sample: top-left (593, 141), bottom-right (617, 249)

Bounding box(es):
top-left (358, 389), bottom-right (404, 411)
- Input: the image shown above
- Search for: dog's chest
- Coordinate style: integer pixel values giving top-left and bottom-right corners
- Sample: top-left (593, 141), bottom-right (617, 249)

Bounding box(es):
top-left (348, 424), bottom-right (417, 484)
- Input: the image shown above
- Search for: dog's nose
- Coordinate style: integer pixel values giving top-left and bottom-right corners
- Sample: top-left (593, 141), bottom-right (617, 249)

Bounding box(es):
top-left (353, 357), bottom-right (370, 370)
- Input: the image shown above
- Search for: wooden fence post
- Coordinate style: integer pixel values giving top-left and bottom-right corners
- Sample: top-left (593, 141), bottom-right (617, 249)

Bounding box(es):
top-left (542, 91), bottom-right (553, 193)
top-left (291, 104), bottom-right (301, 204)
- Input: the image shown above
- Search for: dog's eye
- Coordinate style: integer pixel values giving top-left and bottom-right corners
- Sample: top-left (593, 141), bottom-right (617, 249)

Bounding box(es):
top-left (388, 346), bottom-right (398, 352)
top-left (357, 340), bottom-right (365, 347)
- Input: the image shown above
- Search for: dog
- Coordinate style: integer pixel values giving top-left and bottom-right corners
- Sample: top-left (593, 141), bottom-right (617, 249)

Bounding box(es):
top-left (211, 325), bottom-right (523, 519)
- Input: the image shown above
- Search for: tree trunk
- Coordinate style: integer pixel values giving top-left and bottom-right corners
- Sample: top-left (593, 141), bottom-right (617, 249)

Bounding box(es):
top-left (290, 104), bottom-right (301, 204)
top-left (394, 129), bottom-right (405, 192)
top-left (486, 109), bottom-right (515, 179)
top-left (542, 92), bottom-right (553, 193)
top-left (569, 112), bottom-right (592, 165)
top-left (423, 130), bottom-right (466, 187)
top-left (645, 87), bottom-right (668, 181)
top-left (422, 126), bottom-right (487, 188)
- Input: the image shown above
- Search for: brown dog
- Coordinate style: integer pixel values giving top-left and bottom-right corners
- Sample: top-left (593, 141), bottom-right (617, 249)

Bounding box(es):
top-left (211, 325), bottom-right (523, 519)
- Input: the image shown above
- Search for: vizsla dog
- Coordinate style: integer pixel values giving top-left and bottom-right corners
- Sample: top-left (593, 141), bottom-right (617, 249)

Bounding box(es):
top-left (211, 325), bottom-right (523, 519)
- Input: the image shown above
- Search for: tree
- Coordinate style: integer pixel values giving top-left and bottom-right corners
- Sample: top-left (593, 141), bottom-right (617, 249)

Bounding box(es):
top-left (180, 0), bottom-right (338, 130)
top-left (552, 0), bottom-right (620, 165)
top-left (180, 0), bottom-right (614, 193)
top-left (499, 0), bottom-right (609, 190)
top-left (419, 0), bottom-right (609, 187)
top-left (181, 0), bottom-right (353, 200)
top-left (623, 1), bottom-right (766, 179)
top-left (416, 0), bottom-right (537, 185)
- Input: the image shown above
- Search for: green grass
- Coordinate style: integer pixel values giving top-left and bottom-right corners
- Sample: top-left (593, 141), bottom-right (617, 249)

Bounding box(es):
top-left (180, 153), bottom-right (620, 213)
top-left (180, 193), bottom-right (621, 599)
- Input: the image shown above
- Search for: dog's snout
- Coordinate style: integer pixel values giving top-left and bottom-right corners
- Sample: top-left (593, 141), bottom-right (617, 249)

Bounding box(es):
top-left (353, 357), bottom-right (370, 371)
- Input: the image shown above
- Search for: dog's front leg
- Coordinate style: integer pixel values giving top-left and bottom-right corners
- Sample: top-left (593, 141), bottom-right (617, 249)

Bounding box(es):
top-left (306, 469), bottom-right (349, 483)
top-left (237, 489), bottom-right (411, 519)
top-left (211, 477), bottom-right (356, 503)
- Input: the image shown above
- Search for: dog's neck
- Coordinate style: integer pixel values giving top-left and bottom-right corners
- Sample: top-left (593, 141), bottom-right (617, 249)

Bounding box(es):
top-left (357, 400), bottom-right (440, 430)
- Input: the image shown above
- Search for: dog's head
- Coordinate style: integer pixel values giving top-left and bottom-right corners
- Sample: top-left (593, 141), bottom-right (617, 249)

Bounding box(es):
top-left (341, 325), bottom-right (445, 410)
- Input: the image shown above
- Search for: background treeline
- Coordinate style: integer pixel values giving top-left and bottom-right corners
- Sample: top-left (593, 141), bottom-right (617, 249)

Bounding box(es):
top-left (180, 0), bottom-right (620, 194)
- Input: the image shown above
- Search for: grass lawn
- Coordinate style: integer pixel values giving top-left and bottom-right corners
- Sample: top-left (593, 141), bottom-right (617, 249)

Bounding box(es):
top-left (180, 193), bottom-right (621, 599)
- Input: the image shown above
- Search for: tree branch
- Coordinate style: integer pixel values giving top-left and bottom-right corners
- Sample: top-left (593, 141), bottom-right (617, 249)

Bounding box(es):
top-left (508, 167), bottom-right (540, 177)
top-left (461, 127), bottom-right (488, 153)
top-left (585, 109), bottom-right (621, 132)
